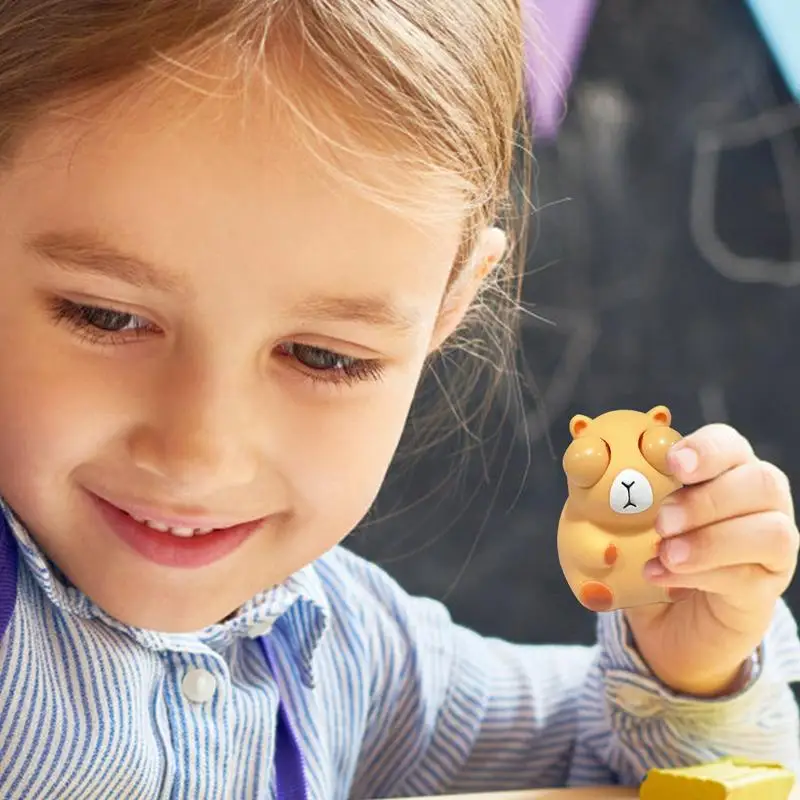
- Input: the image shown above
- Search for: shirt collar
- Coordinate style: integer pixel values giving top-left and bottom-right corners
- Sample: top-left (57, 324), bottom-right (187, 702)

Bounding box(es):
top-left (1, 502), bottom-right (330, 686)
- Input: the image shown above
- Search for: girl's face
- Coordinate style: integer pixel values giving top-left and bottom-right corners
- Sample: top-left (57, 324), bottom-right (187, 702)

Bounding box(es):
top-left (0, 76), bottom-right (501, 631)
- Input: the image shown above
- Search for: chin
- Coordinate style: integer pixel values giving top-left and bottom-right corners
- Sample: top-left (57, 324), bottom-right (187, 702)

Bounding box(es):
top-left (89, 585), bottom-right (239, 632)
top-left (124, 605), bottom-right (230, 632)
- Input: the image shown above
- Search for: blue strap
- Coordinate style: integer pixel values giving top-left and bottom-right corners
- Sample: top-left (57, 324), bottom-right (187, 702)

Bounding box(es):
top-left (259, 637), bottom-right (309, 800)
top-left (0, 511), bottom-right (17, 641)
top-left (0, 510), bottom-right (307, 799)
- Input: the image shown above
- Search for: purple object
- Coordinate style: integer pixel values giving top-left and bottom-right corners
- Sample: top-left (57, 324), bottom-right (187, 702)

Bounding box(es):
top-left (259, 637), bottom-right (309, 800)
top-left (523, 0), bottom-right (598, 139)
top-left (0, 511), bottom-right (308, 800)
top-left (0, 511), bottom-right (17, 641)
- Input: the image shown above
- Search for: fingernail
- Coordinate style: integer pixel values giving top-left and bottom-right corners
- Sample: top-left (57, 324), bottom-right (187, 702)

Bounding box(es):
top-left (665, 538), bottom-right (690, 565)
top-left (657, 503), bottom-right (686, 536)
top-left (671, 446), bottom-right (698, 475)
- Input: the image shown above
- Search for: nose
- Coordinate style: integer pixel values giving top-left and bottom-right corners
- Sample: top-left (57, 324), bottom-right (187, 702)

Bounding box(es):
top-left (128, 362), bottom-right (260, 496)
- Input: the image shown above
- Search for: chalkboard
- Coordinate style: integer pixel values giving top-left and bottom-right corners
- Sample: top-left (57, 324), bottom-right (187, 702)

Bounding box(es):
top-left (346, 0), bottom-right (800, 664)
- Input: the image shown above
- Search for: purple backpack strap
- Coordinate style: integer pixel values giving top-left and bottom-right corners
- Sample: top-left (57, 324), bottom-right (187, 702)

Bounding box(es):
top-left (0, 510), bottom-right (304, 798)
top-left (0, 511), bottom-right (18, 642)
top-left (258, 637), bottom-right (309, 800)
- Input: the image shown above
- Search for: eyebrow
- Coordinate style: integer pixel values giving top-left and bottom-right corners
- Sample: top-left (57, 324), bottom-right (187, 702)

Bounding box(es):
top-left (27, 230), bottom-right (184, 292)
top-left (27, 229), bottom-right (418, 332)
top-left (291, 295), bottom-right (419, 333)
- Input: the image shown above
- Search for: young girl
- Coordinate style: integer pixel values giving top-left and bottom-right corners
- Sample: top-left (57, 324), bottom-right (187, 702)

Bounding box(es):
top-left (0, 2), bottom-right (798, 798)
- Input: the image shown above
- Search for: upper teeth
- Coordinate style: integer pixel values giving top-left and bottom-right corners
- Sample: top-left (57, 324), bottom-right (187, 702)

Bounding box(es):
top-left (130, 515), bottom-right (214, 537)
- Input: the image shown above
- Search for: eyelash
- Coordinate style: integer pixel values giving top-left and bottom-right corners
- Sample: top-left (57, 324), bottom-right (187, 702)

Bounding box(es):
top-left (48, 297), bottom-right (156, 344)
top-left (275, 343), bottom-right (384, 386)
top-left (47, 298), bottom-right (385, 387)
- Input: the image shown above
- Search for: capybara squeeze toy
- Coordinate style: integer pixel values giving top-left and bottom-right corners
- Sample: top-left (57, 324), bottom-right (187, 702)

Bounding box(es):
top-left (557, 405), bottom-right (683, 612)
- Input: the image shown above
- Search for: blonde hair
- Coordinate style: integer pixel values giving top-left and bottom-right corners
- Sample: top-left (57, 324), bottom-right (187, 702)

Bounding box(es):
top-left (0, 0), bottom-right (530, 448)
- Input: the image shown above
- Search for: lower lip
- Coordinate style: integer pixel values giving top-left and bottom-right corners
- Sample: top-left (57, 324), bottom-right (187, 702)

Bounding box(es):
top-left (93, 496), bottom-right (263, 569)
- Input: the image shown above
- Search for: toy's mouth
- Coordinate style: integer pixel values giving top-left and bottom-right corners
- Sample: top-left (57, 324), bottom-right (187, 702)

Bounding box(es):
top-left (609, 468), bottom-right (654, 515)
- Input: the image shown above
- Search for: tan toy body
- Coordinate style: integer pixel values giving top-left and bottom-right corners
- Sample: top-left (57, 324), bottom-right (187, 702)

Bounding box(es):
top-left (557, 406), bottom-right (682, 612)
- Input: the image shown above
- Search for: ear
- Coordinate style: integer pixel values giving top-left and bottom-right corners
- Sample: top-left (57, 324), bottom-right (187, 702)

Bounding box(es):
top-left (647, 405), bottom-right (671, 426)
top-left (429, 226), bottom-right (507, 352)
top-left (569, 414), bottom-right (593, 439)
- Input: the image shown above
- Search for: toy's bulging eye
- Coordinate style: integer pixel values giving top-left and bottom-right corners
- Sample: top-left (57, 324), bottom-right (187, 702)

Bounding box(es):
top-left (639, 426), bottom-right (682, 475)
top-left (563, 435), bottom-right (611, 488)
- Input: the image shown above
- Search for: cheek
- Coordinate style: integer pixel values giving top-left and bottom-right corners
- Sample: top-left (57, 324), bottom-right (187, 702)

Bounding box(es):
top-left (0, 328), bottom-right (127, 499)
top-left (283, 373), bottom-right (422, 537)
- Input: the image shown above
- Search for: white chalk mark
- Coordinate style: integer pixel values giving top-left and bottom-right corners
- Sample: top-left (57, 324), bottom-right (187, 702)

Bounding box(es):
top-left (690, 103), bottom-right (800, 286)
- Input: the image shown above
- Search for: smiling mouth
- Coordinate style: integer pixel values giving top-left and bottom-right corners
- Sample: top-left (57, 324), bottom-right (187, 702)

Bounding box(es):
top-left (92, 492), bottom-right (266, 538)
top-left (91, 493), bottom-right (268, 568)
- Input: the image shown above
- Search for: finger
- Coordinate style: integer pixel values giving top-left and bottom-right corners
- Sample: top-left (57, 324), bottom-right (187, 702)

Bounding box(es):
top-left (667, 424), bottom-right (754, 485)
top-left (653, 511), bottom-right (799, 577)
top-left (644, 561), bottom-right (785, 598)
top-left (656, 460), bottom-right (794, 537)
top-left (664, 587), bottom-right (696, 603)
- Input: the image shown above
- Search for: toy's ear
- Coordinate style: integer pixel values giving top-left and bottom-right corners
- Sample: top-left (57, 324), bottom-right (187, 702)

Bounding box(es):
top-left (647, 405), bottom-right (671, 426)
top-left (569, 414), bottom-right (593, 439)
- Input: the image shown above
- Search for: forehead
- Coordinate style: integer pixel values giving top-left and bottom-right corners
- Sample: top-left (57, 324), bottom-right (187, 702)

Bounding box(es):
top-left (2, 71), bottom-right (465, 313)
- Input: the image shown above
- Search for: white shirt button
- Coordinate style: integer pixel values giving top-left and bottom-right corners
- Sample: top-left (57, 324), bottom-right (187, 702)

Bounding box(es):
top-left (247, 620), bottom-right (273, 638)
top-left (182, 668), bottom-right (217, 704)
top-left (616, 684), bottom-right (659, 715)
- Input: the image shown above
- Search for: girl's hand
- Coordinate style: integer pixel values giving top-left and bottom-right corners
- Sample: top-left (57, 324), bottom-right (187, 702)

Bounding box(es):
top-left (624, 424), bottom-right (799, 697)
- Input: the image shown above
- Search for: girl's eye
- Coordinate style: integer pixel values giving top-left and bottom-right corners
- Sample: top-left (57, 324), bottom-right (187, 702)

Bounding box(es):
top-left (48, 298), bottom-right (159, 343)
top-left (47, 298), bottom-right (384, 387)
top-left (277, 342), bottom-right (385, 386)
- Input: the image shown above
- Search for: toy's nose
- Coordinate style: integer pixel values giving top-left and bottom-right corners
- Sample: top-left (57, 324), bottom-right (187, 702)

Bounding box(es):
top-left (609, 468), bottom-right (654, 514)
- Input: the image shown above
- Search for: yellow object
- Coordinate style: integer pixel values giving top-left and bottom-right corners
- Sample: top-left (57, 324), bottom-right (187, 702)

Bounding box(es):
top-left (557, 406), bottom-right (683, 612)
top-left (639, 757), bottom-right (796, 799)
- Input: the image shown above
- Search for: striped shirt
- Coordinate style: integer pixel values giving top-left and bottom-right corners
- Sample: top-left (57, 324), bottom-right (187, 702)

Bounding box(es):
top-left (1, 507), bottom-right (800, 799)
